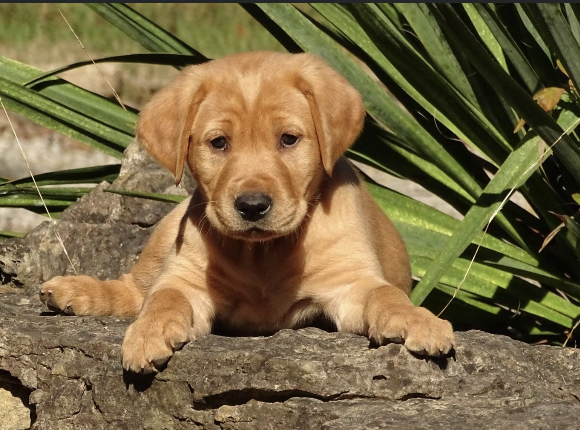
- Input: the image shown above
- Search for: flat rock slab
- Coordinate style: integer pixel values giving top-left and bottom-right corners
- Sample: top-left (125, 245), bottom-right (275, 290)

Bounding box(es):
top-left (1, 292), bottom-right (579, 430)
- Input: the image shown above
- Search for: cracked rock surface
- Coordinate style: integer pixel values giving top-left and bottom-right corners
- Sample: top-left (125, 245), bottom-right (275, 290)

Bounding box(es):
top-left (1, 141), bottom-right (580, 429)
top-left (1, 294), bottom-right (580, 430)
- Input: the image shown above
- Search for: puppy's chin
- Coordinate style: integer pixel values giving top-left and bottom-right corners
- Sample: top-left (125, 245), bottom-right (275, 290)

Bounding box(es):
top-left (226, 228), bottom-right (288, 243)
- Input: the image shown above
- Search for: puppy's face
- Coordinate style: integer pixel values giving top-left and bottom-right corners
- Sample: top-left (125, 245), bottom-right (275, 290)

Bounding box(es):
top-left (137, 52), bottom-right (365, 242)
top-left (189, 78), bottom-right (322, 241)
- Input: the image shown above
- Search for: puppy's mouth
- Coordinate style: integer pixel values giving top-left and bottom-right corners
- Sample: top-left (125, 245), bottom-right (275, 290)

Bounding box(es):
top-left (229, 227), bottom-right (283, 242)
top-left (206, 201), bottom-right (309, 242)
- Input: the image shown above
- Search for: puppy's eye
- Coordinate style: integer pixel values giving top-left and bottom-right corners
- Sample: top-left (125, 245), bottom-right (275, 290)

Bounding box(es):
top-left (210, 136), bottom-right (227, 150)
top-left (281, 134), bottom-right (299, 147)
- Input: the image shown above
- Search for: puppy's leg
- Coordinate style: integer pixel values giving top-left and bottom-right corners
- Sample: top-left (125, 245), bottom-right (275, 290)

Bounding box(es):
top-left (322, 282), bottom-right (455, 356)
top-left (39, 274), bottom-right (144, 317)
top-left (121, 282), bottom-right (213, 373)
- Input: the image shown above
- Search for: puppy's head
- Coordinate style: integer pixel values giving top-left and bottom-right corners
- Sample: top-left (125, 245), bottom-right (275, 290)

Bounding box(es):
top-left (137, 51), bottom-right (365, 241)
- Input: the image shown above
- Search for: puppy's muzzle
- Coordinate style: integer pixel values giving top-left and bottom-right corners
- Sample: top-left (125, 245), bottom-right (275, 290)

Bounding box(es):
top-left (234, 193), bottom-right (272, 222)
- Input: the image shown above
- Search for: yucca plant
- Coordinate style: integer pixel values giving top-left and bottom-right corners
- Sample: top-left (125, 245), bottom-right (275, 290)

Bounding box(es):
top-left (1, 3), bottom-right (580, 344)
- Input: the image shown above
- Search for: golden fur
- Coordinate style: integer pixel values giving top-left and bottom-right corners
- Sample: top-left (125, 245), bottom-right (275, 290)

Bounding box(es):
top-left (40, 51), bottom-right (454, 373)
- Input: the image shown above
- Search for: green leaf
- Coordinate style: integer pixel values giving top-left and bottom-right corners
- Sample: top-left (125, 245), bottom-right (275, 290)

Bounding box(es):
top-left (0, 56), bottom-right (137, 137)
top-left (515, 4), bottom-right (550, 58)
top-left (411, 255), bottom-right (575, 328)
top-left (0, 231), bottom-right (26, 240)
top-left (463, 4), bottom-right (508, 72)
top-left (240, 4), bottom-right (303, 53)
top-left (395, 3), bottom-right (478, 106)
top-left (347, 3), bottom-right (514, 162)
top-left (24, 54), bottom-right (208, 87)
top-left (564, 4), bottom-right (580, 46)
top-left (257, 3), bottom-right (536, 252)
top-left (531, 4), bottom-right (580, 95)
top-left (0, 165), bottom-right (121, 188)
top-left (104, 189), bottom-right (186, 204)
top-left (472, 4), bottom-right (540, 93)
top-left (0, 196), bottom-right (75, 209)
top-left (85, 3), bottom-right (207, 58)
top-left (0, 77), bottom-right (128, 158)
top-left (257, 4), bottom-right (481, 193)
top-left (482, 255), bottom-right (580, 299)
top-left (434, 4), bottom-right (580, 187)
top-left (0, 187), bottom-right (92, 199)
top-left (367, 183), bottom-right (538, 267)
top-left (0, 186), bottom-right (92, 218)
top-left (410, 109), bottom-right (579, 305)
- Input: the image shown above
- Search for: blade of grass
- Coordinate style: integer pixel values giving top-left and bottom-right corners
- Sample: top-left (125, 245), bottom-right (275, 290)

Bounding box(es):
top-left (0, 165), bottom-right (121, 188)
top-left (24, 53), bottom-right (208, 88)
top-left (0, 231), bottom-right (26, 240)
top-left (105, 189), bottom-right (186, 204)
top-left (85, 3), bottom-right (207, 58)
top-left (531, 4), bottom-right (580, 94)
top-left (0, 94), bottom-right (125, 159)
top-left (367, 183), bottom-right (538, 267)
top-left (434, 4), bottom-right (580, 186)
top-left (410, 110), bottom-right (579, 305)
top-left (473, 4), bottom-right (541, 93)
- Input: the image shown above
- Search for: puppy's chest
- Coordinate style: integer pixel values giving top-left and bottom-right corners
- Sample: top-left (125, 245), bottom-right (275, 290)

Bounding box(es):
top-left (206, 249), bottom-right (315, 330)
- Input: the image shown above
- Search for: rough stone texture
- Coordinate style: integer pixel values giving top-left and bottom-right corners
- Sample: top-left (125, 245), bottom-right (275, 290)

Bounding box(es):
top-left (0, 140), bottom-right (193, 290)
top-left (0, 383), bottom-right (30, 430)
top-left (1, 141), bottom-right (579, 429)
top-left (1, 291), bottom-right (580, 430)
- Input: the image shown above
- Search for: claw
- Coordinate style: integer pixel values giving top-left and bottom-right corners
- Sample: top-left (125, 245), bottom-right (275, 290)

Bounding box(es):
top-left (172, 341), bottom-right (187, 351)
top-left (152, 356), bottom-right (170, 370)
top-left (45, 294), bottom-right (62, 313)
top-left (39, 289), bottom-right (50, 304)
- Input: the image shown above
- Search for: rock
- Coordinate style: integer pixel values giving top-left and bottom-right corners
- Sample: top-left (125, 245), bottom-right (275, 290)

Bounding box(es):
top-left (0, 290), bottom-right (579, 430)
top-left (1, 140), bottom-right (580, 429)
top-left (0, 385), bottom-right (30, 430)
top-left (0, 140), bottom-right (193, 289)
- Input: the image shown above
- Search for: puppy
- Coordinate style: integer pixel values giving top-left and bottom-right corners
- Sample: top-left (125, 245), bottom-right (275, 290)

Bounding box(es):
top-left (39, 51), bottom-right (454, 373)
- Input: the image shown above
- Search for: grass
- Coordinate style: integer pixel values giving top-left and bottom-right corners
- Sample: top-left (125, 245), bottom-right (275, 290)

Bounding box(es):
top-left (0, 4), bottom-right (283, 61)
top-left (0, 4), bottom-right (286, 119)
top-left (0, 4), bottom-right (284, 108)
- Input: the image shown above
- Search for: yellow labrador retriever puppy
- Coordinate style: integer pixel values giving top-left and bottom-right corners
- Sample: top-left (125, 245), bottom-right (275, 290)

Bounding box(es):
top-left (39, 51), bottom-right (454, 373)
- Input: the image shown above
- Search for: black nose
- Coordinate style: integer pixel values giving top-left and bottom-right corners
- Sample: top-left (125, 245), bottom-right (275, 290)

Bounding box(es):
top-left (235, 193), bottom-right (272, 222)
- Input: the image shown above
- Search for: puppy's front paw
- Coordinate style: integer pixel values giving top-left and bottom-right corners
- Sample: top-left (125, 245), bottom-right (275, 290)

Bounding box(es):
top-left (122, 313), bottom-right (192, 374)
top-left (368, 306), bottom-right (454, 357)
top-left (39, 276), bottom-right (98, 315)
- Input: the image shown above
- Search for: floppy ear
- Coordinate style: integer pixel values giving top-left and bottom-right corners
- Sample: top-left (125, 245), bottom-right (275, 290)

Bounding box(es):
top-left (136, 67), bottom-right (207, 185)
top-left (296, 54), bottom-right (366, 176)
